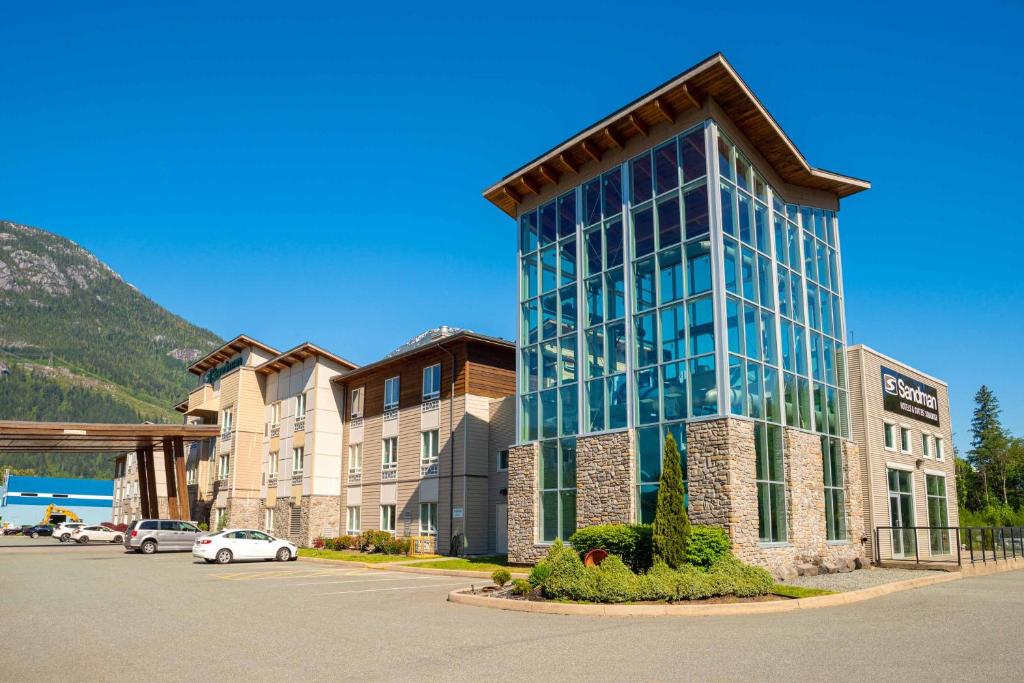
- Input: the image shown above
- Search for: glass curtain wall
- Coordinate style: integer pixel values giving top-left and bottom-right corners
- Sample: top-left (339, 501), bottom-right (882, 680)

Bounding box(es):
top-left (717, 130), bottom-right (851, 543)
top-left (520, 189), bottom-right (580, 542)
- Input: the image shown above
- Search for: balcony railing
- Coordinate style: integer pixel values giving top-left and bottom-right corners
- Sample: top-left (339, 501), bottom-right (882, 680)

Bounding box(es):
top-left (381, 467), bottom-right (397, 481)
top-left (350, 416), bottom-right (363, 428)
top-left (269, 424), bottom-right (280, 438)
top-left (420, 461), bottom-right (438, 477)
top-left (348, 470), bottom-right (362, 484)
top-left (294, 417), bottom-right (306, 432)
top-left (383, 408), bottom-right (399, 421)
top-left (220, 431), bottom-right (232, 442)
top-left (421, 399), bottom-right (439, 412)
top-left (267, 475), bottom-right (278, 487)
top-left (874, 525), bottom-right (1024, 567)
top-left (291, 473), bottom-right (303, 485)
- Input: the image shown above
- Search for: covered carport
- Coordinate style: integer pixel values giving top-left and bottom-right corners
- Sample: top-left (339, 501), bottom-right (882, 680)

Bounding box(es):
top-left (0, 420), bottom-right (219, 520)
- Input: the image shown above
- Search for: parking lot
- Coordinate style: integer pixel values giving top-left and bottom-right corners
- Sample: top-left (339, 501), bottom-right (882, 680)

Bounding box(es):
top-left (3, 539), bottom-right (1024, 681)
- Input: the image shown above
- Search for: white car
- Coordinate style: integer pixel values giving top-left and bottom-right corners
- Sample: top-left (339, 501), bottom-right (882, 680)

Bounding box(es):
top-left (53, 522), bottom-right (87, 542)
top-left (193, 529), bottom-right (298, 564)
top-left (72, 525), bottom-right (124, 544)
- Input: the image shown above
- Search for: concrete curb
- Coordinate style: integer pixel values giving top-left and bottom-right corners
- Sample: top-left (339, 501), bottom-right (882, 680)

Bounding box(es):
top-left (446, 571), bottom-right (964, 617)
top-left (299, 555), bottom-right (529, 580)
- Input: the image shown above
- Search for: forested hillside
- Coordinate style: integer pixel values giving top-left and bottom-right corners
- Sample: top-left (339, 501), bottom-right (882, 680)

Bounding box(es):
top-left (0, 221), bottom-right (223, 479)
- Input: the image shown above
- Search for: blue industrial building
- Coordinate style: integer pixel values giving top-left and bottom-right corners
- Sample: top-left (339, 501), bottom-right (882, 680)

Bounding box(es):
top-left (0, 474), bottom-right (114, 527)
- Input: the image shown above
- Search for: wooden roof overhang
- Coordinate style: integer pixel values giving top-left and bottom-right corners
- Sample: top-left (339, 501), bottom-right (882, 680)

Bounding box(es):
top-left (188, 335), bottom-right (279, 376)
top-left (329, 331), bottom-right (514, 386)
top-left (483, 52), bottom-right (870, 218)
top-left (0, 421), bottom-right (220, 453)
top-left (256, 343), bottom-right (358, 375)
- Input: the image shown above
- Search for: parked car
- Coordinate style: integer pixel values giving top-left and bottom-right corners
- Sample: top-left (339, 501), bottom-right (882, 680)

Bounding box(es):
top-left (193, 529), bottom-right (298, 564)
top-left (124, 519), bottom-right (203, 554)
top-left (53, 522), bottom-right (87, 542)
top-left (24, 525), bottom-right (54, 539)
top-left (72, 525), bottom-right (124, 544)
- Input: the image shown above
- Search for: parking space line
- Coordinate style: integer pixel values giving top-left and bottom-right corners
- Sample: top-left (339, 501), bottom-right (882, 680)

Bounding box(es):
top-left (290, 575), bottom-right (464, 587)
top-left (315, 581), bottom-right (469, 596)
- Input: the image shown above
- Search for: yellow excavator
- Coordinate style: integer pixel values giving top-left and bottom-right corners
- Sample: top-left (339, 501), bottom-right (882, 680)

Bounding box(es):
top-left (40, 504), bottom-right (81, 525)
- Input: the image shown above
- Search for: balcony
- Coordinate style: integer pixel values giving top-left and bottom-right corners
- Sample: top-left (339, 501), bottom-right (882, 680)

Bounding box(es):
top-left (294, 417), bottom-right (306, 433)
top-left (291, 473), bottom-right (303, 485)
top-left (420, 461), bottom-right (438, 477)
top-left (266, 475), bottom-right (278, 487)
top-left (421, 399), bottom-right (439, 412)
top-left (383, 409), bottom-right (399, 422)
top-left (381, 467), bottom-right (397, 482)
top-left (269, 424), bottom-right (280, 438)
top-left (350, 416), bottom-right (363, 428)
top-left (348, 470), bottom-right (362, 484)
top-left (220, 431), bottom-right (233, 442)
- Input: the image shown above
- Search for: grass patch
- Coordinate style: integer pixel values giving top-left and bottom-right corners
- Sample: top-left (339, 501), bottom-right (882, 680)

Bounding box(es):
top-left (772, 584), bottom-right (836, 599)
top-left (409, 555), bottom-right (521, 573)
top-left (298, 548), bottom-right (438, 564)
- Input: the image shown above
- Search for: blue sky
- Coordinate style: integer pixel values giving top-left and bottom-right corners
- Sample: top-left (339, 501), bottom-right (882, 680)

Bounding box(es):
top-left (2, 2), bottom-right (1021, 452)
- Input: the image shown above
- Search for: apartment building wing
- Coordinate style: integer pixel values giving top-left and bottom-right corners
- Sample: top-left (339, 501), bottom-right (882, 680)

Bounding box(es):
top-left (112, 451), bottom-right (170, 524)
top-left (256, 343), bottom-right (356, 546)
top-left (333, 328), bottom-right (515, 555)
top-left (847, 345), bottom-right (957, 563)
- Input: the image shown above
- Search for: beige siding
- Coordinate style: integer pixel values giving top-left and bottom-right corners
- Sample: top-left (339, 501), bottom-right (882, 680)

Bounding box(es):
top-left (848, 345), bottom-right (958, 560)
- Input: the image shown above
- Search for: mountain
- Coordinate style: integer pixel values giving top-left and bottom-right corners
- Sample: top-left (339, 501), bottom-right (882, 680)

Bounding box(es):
top-left (0, 221), bottom-right (223, 479)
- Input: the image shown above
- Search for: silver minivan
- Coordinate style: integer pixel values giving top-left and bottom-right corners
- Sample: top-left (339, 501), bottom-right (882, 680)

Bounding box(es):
top-left (124, 520), bottom-right (203, 554)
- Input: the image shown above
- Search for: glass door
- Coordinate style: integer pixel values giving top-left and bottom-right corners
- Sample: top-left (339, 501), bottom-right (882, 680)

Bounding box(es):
top-left (887, 468), bottom-right (915, 558)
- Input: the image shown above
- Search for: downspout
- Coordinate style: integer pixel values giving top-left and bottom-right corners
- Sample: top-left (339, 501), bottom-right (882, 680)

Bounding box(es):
top-left (435, 341), bottom-right (457, 555)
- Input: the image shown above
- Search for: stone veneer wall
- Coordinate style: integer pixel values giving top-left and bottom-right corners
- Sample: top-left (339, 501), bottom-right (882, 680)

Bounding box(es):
top-left (299, 495), bottom-right (342, 547)
top-left (687, 417), bottom-right (866, 579)
top-left (226, 496), bottom-right (262, 531)
top-left (576, 430), bottom-right (634, 528)
top-left (507, 442), bottom-right (548, 564)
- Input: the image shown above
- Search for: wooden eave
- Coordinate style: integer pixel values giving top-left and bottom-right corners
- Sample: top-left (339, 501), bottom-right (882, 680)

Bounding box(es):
top-left (0, 421), bottom-right (220, 453)
top-left (483, 52), bottom-right (870, 218)
top-left (188, 335), bottom-right (279, 376)
top-left (255, 342), bottom-right (358, 376)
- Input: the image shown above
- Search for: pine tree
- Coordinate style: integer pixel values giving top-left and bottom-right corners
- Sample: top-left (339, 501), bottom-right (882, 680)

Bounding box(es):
top-left (969, 386), bottom-right (1008, 505)
top-left (652, 432), bottom-right (690, 568)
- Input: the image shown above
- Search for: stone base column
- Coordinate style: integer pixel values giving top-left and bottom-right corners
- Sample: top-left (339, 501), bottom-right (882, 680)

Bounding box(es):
top-left (507, 442), bottom-right (547, 564)
top-left (226, 497), bottom-right (261, 531)
top-left (576, 430), bottom-right (634, 528)
top-left (300, 495), bottom-right (342, 547)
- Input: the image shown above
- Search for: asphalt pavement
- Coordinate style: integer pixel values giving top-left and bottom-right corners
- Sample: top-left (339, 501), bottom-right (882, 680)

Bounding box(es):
top-left (2, 539), bottom-right (1022, 681)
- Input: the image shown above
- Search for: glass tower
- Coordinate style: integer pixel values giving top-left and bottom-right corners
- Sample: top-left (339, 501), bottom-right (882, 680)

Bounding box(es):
top-left (518, 119), bottom-right (850, 543)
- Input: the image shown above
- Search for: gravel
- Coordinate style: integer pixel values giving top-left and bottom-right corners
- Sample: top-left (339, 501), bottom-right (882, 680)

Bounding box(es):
top-left (780, 566), bottom-right (946, 592)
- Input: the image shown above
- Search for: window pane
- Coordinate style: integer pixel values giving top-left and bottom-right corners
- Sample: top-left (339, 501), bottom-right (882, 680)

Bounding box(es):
top-left (720, 184), bottom-right (735, 237)
top-left (559, 285), bottom-right (576, 335)
top-left (635, 312), bottom-right (658, 368)
top-left (602, 168), bottom-right (622, 217)
top-left (520, 211), bottom-right (538, 253)
top-left (586, 276), bottom-right (603, 326)
top-left (630, 152), bottom-right (653, 205)
top-left (662, 361), bottom-right (688, 422)
top-left (541, 389), bottom-right (558, 439)
top-left (729, 355), bottom-right (745, 415)
top-left (657, 196), bottom-right (681, 248)
top-left (558, 191), bottom-right (576, 239)
top-left (520, 394), bottom-right (537, 441)
top-left (540, 440), bottom-right (558, 489)
top-left (584, 179), bottom-right (600, 226)
top-left (587, 379), bottom-right (605, 432)
top-left (685, 240), bottom-right (711, 295)
top-left (559, 238), bottom-right (576, 285)
top-left (586, 327), bottom-right (605, 378)
top-left (726, 297), bottom-right (741, 355)
top-left (680, 127), bottom-right (706, 183)
top-left (541, 491), bottom-right (558, 542)
top-left (521, 347), bottom-right (538, 393)
top-left (635, 367), bottom-right (659, 425)
top-left (658, 246), bottom-right (684, 304)
top-left (605, 218), bottom-right (623, 268)
top-left (541, 245), bottom-right (557, 293)
top-left (521, 255), bottom-right (537, 300)
top-left (541, 292), bottom-right (558, 340)
top-left (605, 268), bottom-right (625, 320)
top-left (608, 374), bottom-right (627, 429)
top-left (607, 321), bottom-right (626, 374)
top-left (637, 426), bottom-right (661, 483)
top-left (741, 247), bottom-right (756, 301)
top-left (559, 490), bottom-right (577, 541)
top-left (654, 141), bottom-right (678, 195)
top-left (560, 336), bottom-right (577, 383)
top-left (541, 341), bottom-right (558, 389)
top-left (690, 355), bottom-right (717, 416)
top-left (688, 296), bottom-right (714, 356)
top-left (585, 228), bottom-right (602, 276)
top-left (754, 203), bottom-right (769, 254)
top-left (634, 257), bottom-right (656, 312)
top-left (723, 238), bottom-right (738, 295)
top-left (633, 206), bottom-right (654, 258)
top-left (540, 201), bottom-right (557, 246)
top-left (660, 303), bottom-right (686, 363)
top-left (684, 184), bottom-right (709, 240)
top-left (743, 303), bottom-right (759, 361)
top-left (738, 193), bottom-right (753, 246)
top-left (560, 385), bottom-right (578, 436)
top-left (560, 438), bottom-right (577, 488)
top-left (717, 135), bottom-right (733, 181)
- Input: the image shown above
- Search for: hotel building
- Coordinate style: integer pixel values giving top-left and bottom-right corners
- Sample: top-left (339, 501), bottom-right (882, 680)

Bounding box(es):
top-left (334, 328), bottom-right (515, 555)
top-left (485, 53), bottom-right (874, 575)
top-left (177, 336), bottom-right (355, 546)
top-left (847, 345), bottom-right (958, 563)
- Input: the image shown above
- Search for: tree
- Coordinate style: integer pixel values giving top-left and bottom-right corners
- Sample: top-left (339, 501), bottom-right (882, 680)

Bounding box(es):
top-left (652, 432), bottom-right (690, 568)
top-left (969, 386), bottom-right (1008, 505)
top-left (955, 456), bottom-right (982, 512)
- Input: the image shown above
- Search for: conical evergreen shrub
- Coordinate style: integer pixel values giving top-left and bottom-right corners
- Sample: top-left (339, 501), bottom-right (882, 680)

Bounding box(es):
top-left (652, 432), bottom-right (690, 568)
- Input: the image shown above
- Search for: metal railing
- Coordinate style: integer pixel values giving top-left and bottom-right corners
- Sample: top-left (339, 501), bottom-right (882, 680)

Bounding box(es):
top-left (874, 526), bottom-right (1024, 567)
top-left (420, 461), bottom-right (438, 477)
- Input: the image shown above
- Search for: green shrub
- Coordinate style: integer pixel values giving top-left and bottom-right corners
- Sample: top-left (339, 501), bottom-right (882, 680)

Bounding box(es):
top-left (569, 524), bottom-right (653, 572)
top-left (652, 432), bottom-right (690, 568)
top-left (537, 542), bottom-right (773, 604)
top-left (528, 561), bottom-right (552, 588)
top-left (685, 526), bottom-right (731, 568)
top-left (492, 568), bottom-right (511, 587)
top-left (359, 530), bottom-right (393, 553)
top-left (511, 579), bottom-right (531, 596)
